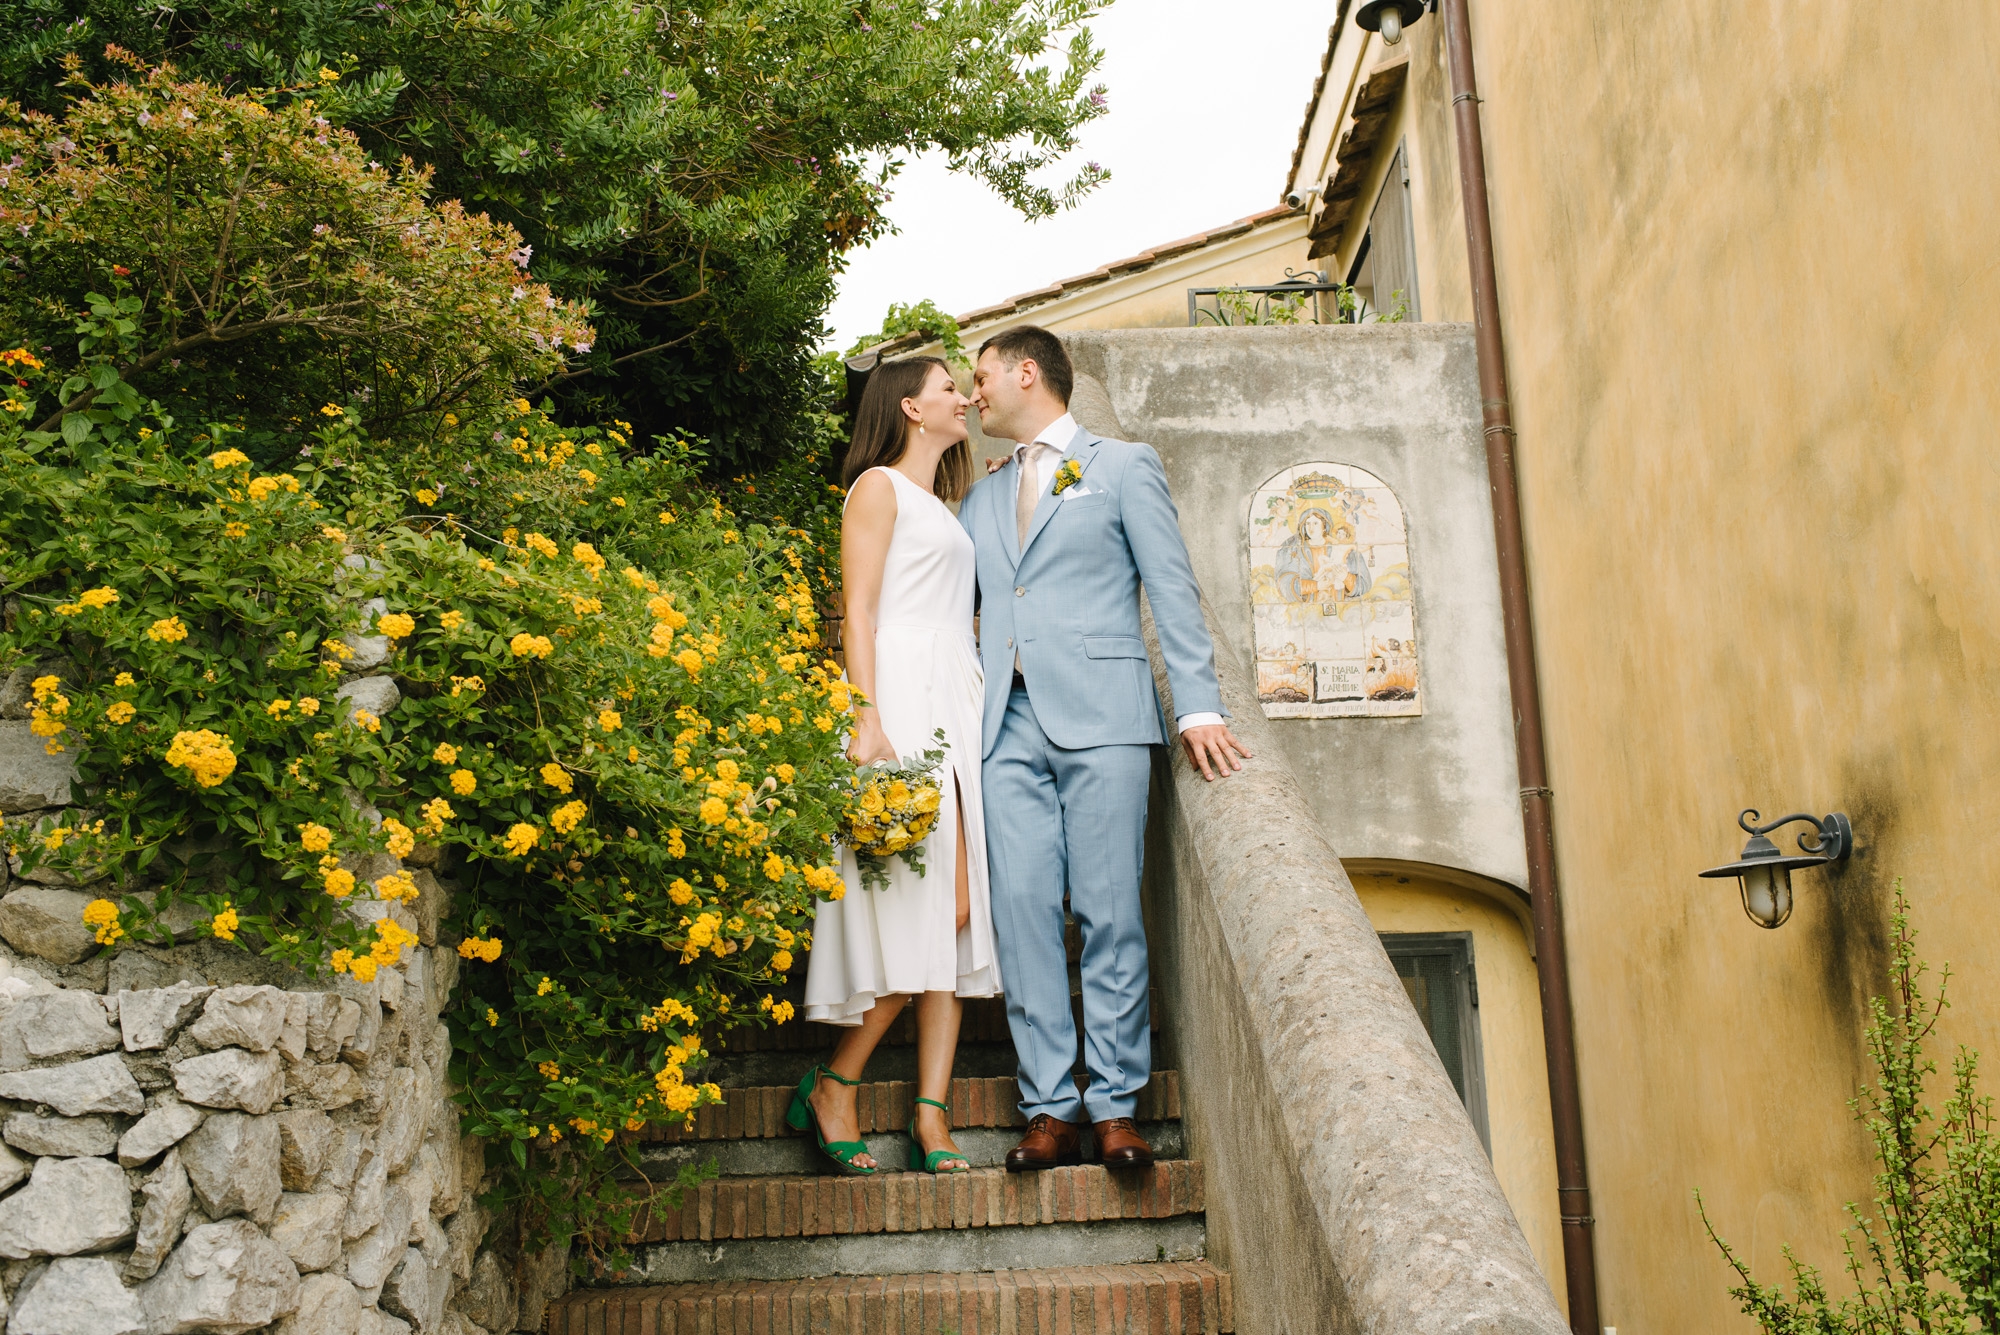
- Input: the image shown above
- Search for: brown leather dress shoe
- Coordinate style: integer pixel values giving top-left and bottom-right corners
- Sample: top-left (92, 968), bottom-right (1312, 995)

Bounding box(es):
top-left (1092, 1118), bottom-right (1155, 1168)
top-left (1005, 1114), bottom-right (1082, 1172)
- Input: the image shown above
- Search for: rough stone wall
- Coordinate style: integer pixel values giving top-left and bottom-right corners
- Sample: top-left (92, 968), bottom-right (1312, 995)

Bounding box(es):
top-left (0, 666), bottom-right (567, 1335)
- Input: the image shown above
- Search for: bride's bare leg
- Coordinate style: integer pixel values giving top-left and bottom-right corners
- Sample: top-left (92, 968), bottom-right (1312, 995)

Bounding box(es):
top-left (810, 995), bottom-right (907, 1170)
top-left (915, 780), bottom-right (972, 1168)
top-left (954, 774), bottom-right (971, 935)
top-left (914, 990), bottom-right (967, 1168)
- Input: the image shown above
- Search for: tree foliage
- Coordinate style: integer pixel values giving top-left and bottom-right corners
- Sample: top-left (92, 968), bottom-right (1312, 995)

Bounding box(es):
top-left (1, 57), bottom-right (591, 453)
top-left (3, 0), bottom-right (1110, 469)
top-left (1702, 883), bottom-right (2000, 1332)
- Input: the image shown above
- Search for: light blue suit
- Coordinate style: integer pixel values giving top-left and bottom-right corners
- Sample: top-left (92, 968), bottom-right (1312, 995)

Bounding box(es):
top-left (960, 421), bottom-right (1224, 1123)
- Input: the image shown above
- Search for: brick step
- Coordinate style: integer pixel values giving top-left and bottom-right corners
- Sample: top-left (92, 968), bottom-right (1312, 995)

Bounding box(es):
top-left (635, 1072), bottom-right (1182, 1145)
top-left (626, 1160), bottom-right (1204, 1246)
top-left (552, 1260), bottom-right (1234, 1335)
top-left (721, 989), bottom-right (1160, 1054)
top-left (636, 1120), bottom-right (1188, 1178)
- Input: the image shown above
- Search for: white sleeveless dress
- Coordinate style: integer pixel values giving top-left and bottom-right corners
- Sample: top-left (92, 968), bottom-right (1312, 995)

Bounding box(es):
top-left (803, 467), bottom-right (1004, 1021)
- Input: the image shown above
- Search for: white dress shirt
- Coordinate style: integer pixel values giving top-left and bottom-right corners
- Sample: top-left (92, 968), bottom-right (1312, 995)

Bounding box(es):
top-left (1011, 414), bottom-right (1225, 736)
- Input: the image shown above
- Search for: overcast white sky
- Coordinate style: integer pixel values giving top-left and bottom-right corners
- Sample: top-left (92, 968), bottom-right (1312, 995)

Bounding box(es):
top-left (824, 0), bottom-right (1338, 352)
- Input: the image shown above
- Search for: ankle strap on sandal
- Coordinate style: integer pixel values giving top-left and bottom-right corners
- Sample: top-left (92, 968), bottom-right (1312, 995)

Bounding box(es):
top-left (816, 1065), bottom-right (864, 1087)
top-left (913, 1096), bottom-right (951, 1112)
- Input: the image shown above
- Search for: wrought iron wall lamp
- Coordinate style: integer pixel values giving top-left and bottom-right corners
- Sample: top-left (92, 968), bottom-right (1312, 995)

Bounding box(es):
top-left (1356, 0), bottom-right (1430, 45)
top-left (1699, 809), bottom-right (1854, 928)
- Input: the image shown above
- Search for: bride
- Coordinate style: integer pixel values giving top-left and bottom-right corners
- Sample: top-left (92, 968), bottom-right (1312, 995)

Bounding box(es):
top-left (791, 356), bottom-right (1003, 1175)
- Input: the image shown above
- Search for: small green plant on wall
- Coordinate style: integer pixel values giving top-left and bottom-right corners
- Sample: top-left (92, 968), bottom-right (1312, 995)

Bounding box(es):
top-left (1699, 882), bottom-right (2000, 1332)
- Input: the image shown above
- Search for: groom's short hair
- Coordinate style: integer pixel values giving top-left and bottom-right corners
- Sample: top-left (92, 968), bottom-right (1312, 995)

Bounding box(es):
top-left (978, 326), bottom-right (1073, 406)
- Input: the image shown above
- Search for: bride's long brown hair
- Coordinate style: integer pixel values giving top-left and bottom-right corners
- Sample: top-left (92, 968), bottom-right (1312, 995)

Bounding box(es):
top-left (840, 356), bottom-right (973, 503)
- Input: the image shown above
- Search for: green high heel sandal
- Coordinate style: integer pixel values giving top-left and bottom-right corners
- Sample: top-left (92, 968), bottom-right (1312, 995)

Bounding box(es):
top-left (907, 1096), bottom-right (970, 1174)
top-left (785, 1065), bottom-right (876, 1175)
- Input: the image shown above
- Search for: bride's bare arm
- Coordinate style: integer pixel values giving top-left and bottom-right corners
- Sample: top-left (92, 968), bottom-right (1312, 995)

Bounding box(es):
top-left (840, 471), bottom-right (900, 766)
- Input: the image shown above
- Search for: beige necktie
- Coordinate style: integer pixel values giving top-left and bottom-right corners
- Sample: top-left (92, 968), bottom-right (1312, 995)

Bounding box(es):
top-left (1012, 443), bottom-right (1049, 673)
top-left (1015, 443), bottom-right (1049, 547)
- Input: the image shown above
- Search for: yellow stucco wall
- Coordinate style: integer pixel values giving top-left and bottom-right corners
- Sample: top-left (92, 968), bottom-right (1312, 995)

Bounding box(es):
top-left (1368, 3), bottom-right (2000, 1329)
top-left (1349, 869), bottom-right (1563, 1296)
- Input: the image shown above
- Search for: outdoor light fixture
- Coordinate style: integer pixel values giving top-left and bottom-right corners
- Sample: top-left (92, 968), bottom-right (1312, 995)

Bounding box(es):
top-left (1698, 808), bottom-right (1854, 928)
top-left (1356, 0), bottom-right (1428, 45)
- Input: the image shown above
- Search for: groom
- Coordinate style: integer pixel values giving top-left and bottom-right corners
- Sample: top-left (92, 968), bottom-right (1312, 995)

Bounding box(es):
top-left (961, 326), bottom-right (1250, 1170)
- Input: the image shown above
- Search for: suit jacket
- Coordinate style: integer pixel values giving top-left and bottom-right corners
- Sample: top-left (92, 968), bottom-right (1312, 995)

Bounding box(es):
top-left (960, 421), bottom-right (1225, 758)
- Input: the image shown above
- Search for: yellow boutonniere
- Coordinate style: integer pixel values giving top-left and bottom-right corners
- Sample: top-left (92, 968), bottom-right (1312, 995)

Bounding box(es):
top-left (1051, 459), bottom-right (1084, 495)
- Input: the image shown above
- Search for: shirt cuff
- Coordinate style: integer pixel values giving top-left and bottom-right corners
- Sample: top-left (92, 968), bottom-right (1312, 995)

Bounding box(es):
top-left (1175, 712), bottom-right (1225, 732)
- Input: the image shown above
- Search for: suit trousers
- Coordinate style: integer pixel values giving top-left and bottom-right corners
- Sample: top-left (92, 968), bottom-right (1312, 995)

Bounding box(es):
top-left (984, 684), bottom-right (1152, 1123)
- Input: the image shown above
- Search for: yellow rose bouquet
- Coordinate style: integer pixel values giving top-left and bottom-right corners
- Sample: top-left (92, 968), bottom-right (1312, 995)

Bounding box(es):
top-left (843, 730), bottom-right (948, 891)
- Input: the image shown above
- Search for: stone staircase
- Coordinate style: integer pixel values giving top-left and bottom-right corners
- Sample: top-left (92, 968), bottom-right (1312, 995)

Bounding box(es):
top-left (544, 926), bottom-right (1232, 1334)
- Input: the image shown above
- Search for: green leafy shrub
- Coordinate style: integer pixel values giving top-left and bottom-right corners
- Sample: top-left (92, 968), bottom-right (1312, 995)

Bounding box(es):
top-left (0, 55), bottom-right (592, 460)
top-left (1, 353), bottom-right (856, 1249)
top-left (1701, 883), bottom-right (2000, 1331)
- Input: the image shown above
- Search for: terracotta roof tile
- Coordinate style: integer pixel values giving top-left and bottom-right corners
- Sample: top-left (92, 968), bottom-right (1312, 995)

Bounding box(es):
top-left (954, 203), bottom-right (1304, 327)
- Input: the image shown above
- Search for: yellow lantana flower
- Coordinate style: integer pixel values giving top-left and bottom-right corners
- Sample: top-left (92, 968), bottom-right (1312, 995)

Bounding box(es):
top-left (539, 763), bottom-right (573, 794)
top-left (450, 769), bottom-right (477, 796)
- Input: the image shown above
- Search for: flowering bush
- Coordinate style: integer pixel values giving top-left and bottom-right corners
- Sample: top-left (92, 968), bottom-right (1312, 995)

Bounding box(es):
top-left (0, 55), bottom-right (592, 458)
top-left (0, 355), bottom-right (852, 1248)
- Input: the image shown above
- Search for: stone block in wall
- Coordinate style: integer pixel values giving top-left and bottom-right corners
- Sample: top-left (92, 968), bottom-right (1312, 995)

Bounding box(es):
top-left (511, 1243), bottom-right (569, 1334)
top-left (271, 1191), bottom-right (350, 1274)
top-left (12, 989), bottom-right (120, 1058)
top-left (4, 1110), bottom-right (120, 1157)
top-left (0, 1140), bottom-right (26, 1192)
top-left (0, 886), bottom-right (98, 964)
top-left (419, 1132), bottom-right (459, 1220)
top-left (363, 1310), bottom-right (413, 1335)
top-left (441, 1195), bottom-right (487, 1286)
top-left (342, 599), bottom-right (392, 671)
top-left (408, 873), bottom-right (447, 948)
top-left (0, 721), bottom-right (79, 812)
top-left (345, 1183), bottom-right (414, 1290)
top-left (335, 676), bottom-right (401, 726)
top-left (11, 1256), bottom-right (147, 1335)
top-left (277, 1109), bottom-right (334, 1190)
top-left (140, 1218), bottom-right (302, 1335)
top-left (0, 1052), bottom-right (145, 1115)
top-left (117, 983), bottom-right (213, 1051)
top-left (0, 1154), bottom-right (135, 1257)
top-left (383, 1246), bottom-right (447, 1335)
top-left (127, 1149), bottom-right (192, 1281)
top-left (454, 1251), bottom-right (516, 1335)
top-left (118, 1098), bottom-right (206, 1166)
top-left (398, 1161), bottom-right (434, 1234)
top-left (281, 993), bottom-right (312, 1061)
top-left (377, 1068), bottom-right (424, 1173)
top-left (275, 1272), bottom-right (362, 1335)
top-left (0, 659), bottom-right (72, 721)
top-left (173, 1046), bottom-right (283, 1114)
top-left (305, 994), bottom-right (354, 1060)
top-left (182, 1110), bottom-right (283, 1224)
top-left (287, 1060), bottom-right (366, 1111)
top-left (190, 985), bottom-right (289, 1052)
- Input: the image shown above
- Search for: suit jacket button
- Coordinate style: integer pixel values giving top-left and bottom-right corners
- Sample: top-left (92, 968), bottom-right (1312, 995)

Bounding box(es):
top-left (1014, 587), bottom-right (1025, 597)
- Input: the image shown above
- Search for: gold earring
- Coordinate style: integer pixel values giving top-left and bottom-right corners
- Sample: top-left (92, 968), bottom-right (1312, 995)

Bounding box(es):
top-left (918, 420), bottom-right (926, 435)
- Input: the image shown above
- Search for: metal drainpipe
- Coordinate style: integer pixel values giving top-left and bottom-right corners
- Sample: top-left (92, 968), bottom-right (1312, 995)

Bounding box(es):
top-left (1436, 0), bottom-right (1603, 1330)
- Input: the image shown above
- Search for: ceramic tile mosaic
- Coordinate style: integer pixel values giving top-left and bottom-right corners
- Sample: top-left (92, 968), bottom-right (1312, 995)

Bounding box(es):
top-left (1247, 463), bottom-right (1421, 718)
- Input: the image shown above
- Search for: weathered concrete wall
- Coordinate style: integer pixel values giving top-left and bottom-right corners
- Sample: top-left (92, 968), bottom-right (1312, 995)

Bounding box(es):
top-left (1055, 361), bottom-right (1561, 1332)
top-left (1139, 593), bottom-right (1565, 1335)
top-left (1062, 324), bottom-right (1526, 894)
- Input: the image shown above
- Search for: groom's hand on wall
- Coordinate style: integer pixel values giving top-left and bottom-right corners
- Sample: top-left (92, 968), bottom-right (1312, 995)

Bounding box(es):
top-left (1181, 723), bottom-right (1252, 782)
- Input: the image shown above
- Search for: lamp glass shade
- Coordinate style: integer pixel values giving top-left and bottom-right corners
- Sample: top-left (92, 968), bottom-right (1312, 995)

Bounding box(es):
top-left (1739, 863), bottom-right (1794, 928)
top-left (1379, 8), bottom-right (1404, 41)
